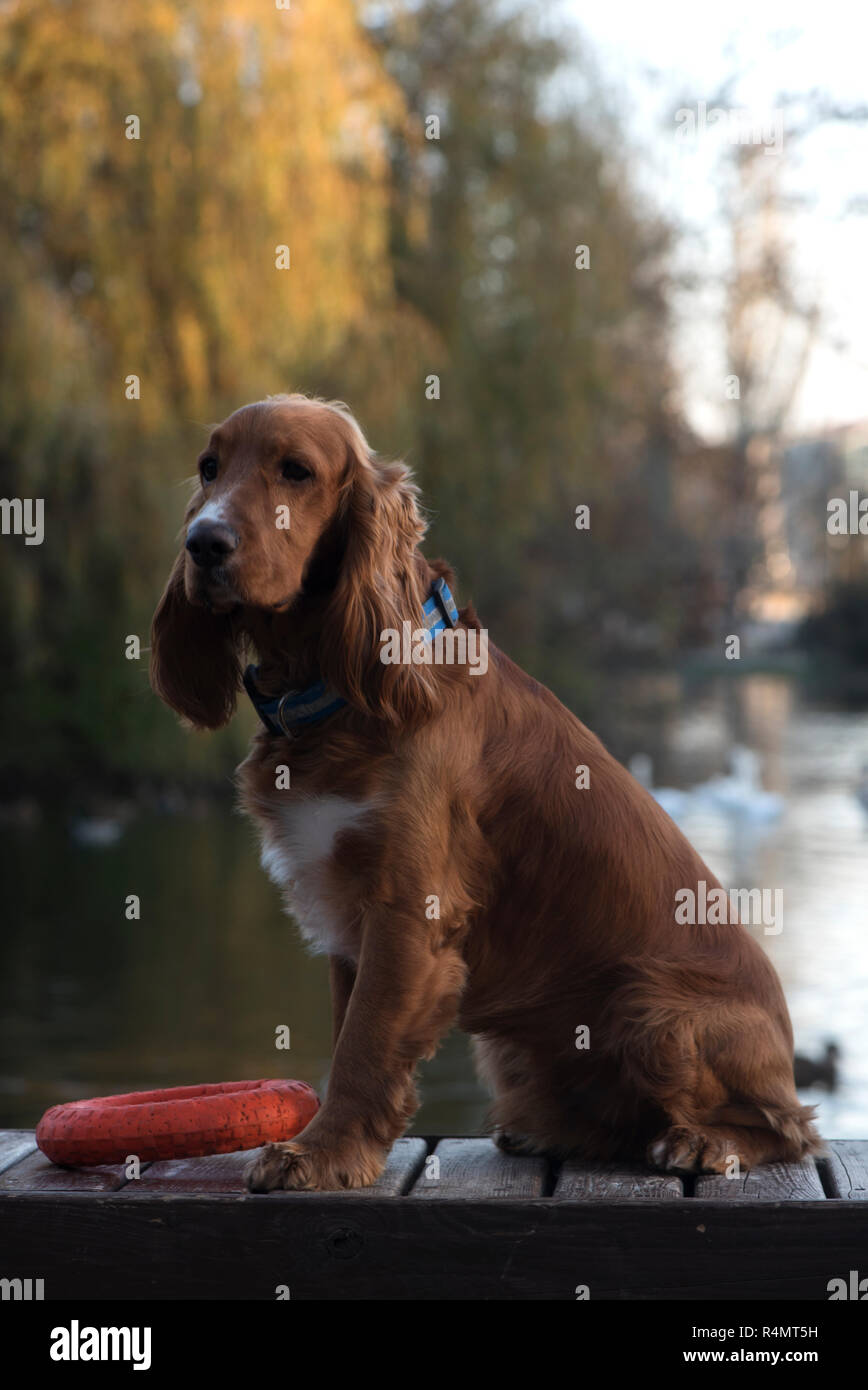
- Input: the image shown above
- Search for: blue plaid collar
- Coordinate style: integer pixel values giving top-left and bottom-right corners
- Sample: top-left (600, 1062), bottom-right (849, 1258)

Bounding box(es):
top-left (243, 576), bottom-right (460, 738)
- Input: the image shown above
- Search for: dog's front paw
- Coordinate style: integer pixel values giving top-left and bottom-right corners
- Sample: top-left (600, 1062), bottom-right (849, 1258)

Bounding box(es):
top-left (245, 1138), bottom-right (385, 1192)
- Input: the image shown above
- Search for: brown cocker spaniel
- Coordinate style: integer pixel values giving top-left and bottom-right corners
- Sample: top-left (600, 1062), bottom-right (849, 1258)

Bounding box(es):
top-left (150, 394), bottom-right (820, 1191)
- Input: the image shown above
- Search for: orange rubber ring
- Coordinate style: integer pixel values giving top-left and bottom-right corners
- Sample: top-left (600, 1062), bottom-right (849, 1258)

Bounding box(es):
top-left (36, 1079), bottom-right (319, 1166)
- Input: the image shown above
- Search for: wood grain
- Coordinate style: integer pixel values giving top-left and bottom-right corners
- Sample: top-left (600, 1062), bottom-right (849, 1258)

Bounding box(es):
top-left (0, 1130), bottom-right (37, 1176)
top-left (694, 1159), bottom-right (825, 1200)
top-left (554, 1161), bottom-right (683, 1200)
top-left (0, 1150), bottom-right (138, 1193)
top-left (409, 1138), bottom-right (547, 1198)
top-left (819, 1140), bottom-right (868, 1200)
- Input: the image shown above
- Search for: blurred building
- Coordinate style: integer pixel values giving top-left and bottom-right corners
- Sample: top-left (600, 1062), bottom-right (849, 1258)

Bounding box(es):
top-left (673, 421), bottom-right (868, 650)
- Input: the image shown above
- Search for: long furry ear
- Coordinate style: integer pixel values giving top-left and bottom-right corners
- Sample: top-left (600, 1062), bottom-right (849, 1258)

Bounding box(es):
top-left (320, 451), bottom-right (440, 725)
top-left (150, 552), bottom-right (242, 730)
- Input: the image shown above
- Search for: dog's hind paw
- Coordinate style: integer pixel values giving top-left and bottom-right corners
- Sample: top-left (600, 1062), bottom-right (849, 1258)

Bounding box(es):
top-left (493, 1127), bottom-right (558, 1158)
top-left (647, 1126), bottom-right (745, 1175)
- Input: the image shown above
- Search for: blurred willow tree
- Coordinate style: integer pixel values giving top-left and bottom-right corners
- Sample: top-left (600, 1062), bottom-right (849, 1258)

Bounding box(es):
top-left (0, 0), bottom-right (694, 795)
top-left (0, 0), bottom-right (421, 790)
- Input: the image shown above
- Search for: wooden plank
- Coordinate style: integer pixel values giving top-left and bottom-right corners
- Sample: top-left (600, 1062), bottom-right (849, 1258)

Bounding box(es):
top-left (694, 1159), bottom-right (825, 1200)
top-left (0, 1193), bottom-right (860, 1299)
top-left (0, 1150), bottom-right (135, 1193)
top-left (124, 1137), bottom-right (428, 1198)
top-left (0, 1130), bottom-right (37, 1176)
top-left (326, 1138), bottom-right (428, 1197)
top-left (820, 1140), bottom-right (868, 1200)
top-left (409, 1138), bottom-right (547, 1198)
top-left (119, 1148), bottom-right (256, 1194)
top-left (554, 1161), bottom-right (683, 1201)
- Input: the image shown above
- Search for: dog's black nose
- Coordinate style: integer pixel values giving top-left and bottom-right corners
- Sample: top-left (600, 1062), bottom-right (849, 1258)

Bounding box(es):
top-left (185, 519), bottom-right (239, 568)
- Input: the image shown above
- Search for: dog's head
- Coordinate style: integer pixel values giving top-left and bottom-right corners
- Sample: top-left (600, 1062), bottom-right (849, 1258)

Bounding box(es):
top-left (150, 395), bottom-right (436, 729)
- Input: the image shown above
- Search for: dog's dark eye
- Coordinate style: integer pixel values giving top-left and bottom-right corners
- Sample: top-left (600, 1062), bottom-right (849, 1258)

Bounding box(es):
top-left (200, 456), bottom-right (218, 483)
top-left (281, 457), bottom-right (312, 482)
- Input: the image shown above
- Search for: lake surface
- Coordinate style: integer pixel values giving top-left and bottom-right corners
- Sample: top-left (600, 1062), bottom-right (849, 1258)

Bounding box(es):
top-left (2, 674), bottom-right (866, 1140)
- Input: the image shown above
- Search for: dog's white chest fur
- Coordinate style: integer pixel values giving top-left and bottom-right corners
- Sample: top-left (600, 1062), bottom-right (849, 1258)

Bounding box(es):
top-left (258, 794), bottom-right (373, 960)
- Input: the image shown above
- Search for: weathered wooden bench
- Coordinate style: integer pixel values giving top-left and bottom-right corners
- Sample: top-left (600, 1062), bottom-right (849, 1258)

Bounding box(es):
top-left (1, 1130), bottom-right (866, 1299)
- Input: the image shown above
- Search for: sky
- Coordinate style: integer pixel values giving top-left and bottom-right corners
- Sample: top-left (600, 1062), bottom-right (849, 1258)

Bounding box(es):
top-left (556, 0), bottom-right (868, 440)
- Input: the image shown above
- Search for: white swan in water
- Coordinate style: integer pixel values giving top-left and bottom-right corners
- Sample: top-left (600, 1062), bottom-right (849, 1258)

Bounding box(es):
top-left (693, 745), bottom-right (783, 824)
top-left (629, 746), bottom-right (783, 825)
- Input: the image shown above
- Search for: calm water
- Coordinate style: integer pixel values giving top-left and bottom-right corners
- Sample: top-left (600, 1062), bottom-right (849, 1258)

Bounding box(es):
top-left (2, 675), bottom-right (866, 1139)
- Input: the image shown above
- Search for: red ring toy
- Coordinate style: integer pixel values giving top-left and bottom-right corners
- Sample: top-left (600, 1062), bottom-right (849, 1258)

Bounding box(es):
top-left (36, 1079), bottom-right (319, 1166)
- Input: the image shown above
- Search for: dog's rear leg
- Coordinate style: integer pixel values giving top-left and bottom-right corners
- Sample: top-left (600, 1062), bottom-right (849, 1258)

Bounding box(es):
top-left (472, 1035), bottom-right (582, 1157)
top-left (647, 1016), bottom-right (822, 1174)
